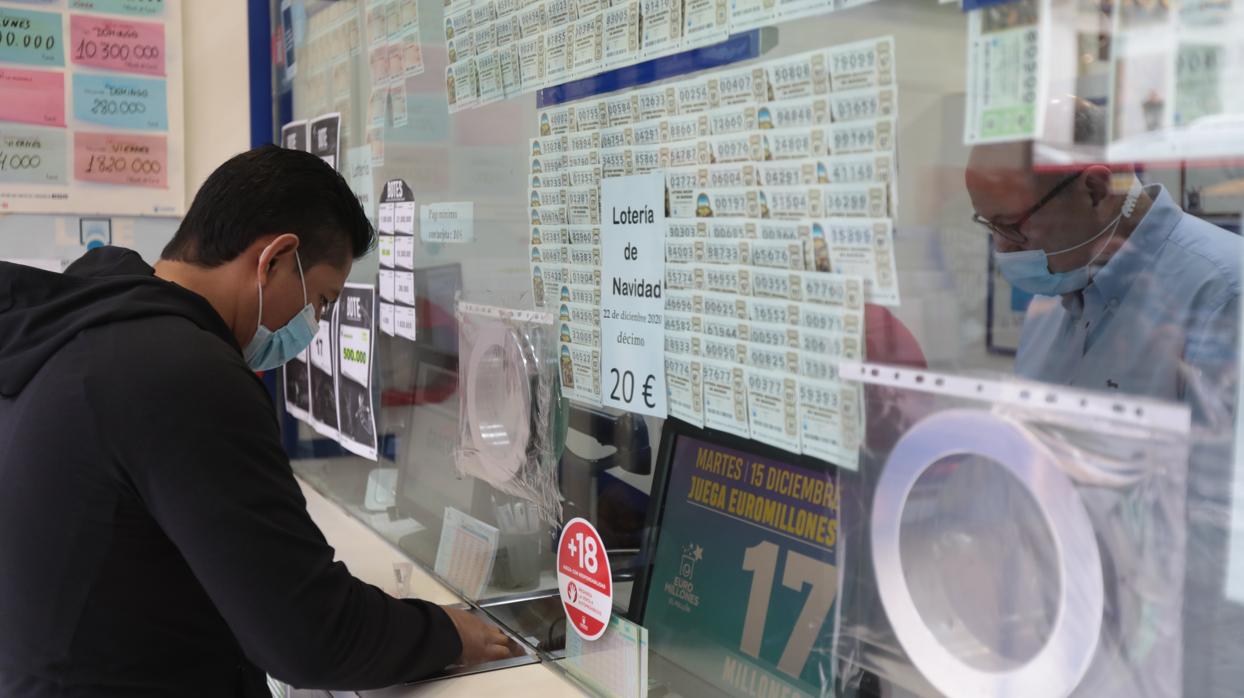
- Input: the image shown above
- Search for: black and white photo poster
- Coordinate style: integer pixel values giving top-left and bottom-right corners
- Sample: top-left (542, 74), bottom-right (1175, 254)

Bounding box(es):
top-left (283, 350), bottom-right (312, 424)
top-left (310, 112), bottom-right (342, 171)
top-left (335, 283), bottom-right (378, 460)
top-left (378, 178), bottom-right (415, 338)
top-left (309, 299), bottom-right (340, 438)
top-left (281, 119), bottom-right (308, 152)
top-left (382, 178), bottom-right (418, 340)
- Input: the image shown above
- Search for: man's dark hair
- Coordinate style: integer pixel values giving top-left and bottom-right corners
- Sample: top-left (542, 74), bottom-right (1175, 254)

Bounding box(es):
top-left (162, 145), bottom-right (375, 268)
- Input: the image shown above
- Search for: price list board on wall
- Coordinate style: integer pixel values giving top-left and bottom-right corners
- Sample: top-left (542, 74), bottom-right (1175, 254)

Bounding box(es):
top-left (0, 0), bottom-right (184, 215)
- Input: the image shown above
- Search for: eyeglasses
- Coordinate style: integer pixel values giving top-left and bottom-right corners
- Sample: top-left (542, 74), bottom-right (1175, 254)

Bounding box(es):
top-left (971, 170), bottom-right (1083, 244)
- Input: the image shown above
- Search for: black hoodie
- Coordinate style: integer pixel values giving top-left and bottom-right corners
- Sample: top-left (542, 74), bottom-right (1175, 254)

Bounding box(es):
top-left (0, 248), bottom-right (461, 697)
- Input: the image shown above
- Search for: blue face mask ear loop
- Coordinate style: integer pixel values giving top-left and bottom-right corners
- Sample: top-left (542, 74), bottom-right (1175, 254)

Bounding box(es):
top-left (254, 274), bottom-right (265, 337)
top-left (295, 250), bottom-right (310, 312)
top-left (256, 250), bottom-right (310, 337)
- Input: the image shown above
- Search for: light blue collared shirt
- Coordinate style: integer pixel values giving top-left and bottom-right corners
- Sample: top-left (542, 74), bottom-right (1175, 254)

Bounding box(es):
top-left (1015, 184), bottom-right (1240, 418)
top-left (1016, 184), bottom-right (1242, 697)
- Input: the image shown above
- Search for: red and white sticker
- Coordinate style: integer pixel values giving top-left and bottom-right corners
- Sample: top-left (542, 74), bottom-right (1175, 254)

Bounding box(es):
top-left (557, 517), bottom-right (613, 641)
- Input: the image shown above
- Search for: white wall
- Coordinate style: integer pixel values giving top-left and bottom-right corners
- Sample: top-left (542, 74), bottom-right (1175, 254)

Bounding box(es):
top-left (183, 0), bottom-right (253, 197)
top-left (0, 0), bottom-right (254, 265)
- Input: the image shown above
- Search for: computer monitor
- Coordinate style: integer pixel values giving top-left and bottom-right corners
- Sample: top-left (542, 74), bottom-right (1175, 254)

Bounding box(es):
top-left (633, 418), bottom-right (843, 698)
top-left (390, 261), bottom-right (469, 534)
top-left (393, 348), bottom-right (477, 557)
top-left (413, 262), bottom-right (462, 355)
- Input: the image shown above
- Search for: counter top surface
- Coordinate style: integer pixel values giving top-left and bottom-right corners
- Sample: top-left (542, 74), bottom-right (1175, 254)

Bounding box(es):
top-left (298, 477), bottom-right (584, 697)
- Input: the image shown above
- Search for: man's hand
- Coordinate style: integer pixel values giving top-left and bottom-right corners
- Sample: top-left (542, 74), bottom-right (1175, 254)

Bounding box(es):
top-left (442, 606), bottom-right (516, 665)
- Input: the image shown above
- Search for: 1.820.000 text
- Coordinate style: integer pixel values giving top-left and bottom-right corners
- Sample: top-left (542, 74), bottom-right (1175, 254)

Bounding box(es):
top-left (84, 154), bottom-right (162, 175)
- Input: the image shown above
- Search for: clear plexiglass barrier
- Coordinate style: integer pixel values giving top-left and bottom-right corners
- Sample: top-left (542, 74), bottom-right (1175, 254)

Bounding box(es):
top-left (273, 0), bottom-right (1244, 695)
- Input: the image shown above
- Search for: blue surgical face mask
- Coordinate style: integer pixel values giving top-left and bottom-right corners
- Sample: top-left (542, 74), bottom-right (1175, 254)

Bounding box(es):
top-left (995, 214), bottom-right (1121, 296)
top-left (995, 178), bottom-right (1144, 297)
top-left (243, 251), bottom-right (320, 371)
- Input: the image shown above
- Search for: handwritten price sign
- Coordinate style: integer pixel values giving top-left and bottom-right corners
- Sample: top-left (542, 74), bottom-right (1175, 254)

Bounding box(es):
top-left (0, 7), bottom-right (63, 67)
top-left (0, 67), bottom-right (64, 127)
top-left (70, 14), bottom-right (165, 76)
top-left (73, 74), bottom-right (168, 131)
top-left (0, 128), bottom-right (67, 185)
top-left (74, 132), bottom-right (167, 188)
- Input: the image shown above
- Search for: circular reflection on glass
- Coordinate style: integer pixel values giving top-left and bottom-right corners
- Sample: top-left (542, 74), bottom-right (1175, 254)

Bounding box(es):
top-left (898, 455), bottom-right (1060, 672)
top-left (466, 325), bottom-right (531, 483)
top-left (872, 409), bottom-right (1103, 698)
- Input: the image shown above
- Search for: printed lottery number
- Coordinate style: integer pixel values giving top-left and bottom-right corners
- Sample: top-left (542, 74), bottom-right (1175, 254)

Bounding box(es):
top-left (775, 64), bottom-right (809, 82)
top-left (832, 228), bottom-right (868, 245)
top-left (832, 50), bottom-right (874, 73)
top-left (1177, 46), bottom-right (1219, 76)
top-left (740, 541), bottom-right (838, 678)
top-left (834, 129), bottom-right (875, 151)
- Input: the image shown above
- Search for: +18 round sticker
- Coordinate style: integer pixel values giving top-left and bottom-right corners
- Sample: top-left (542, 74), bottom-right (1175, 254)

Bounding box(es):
top-left (557, 517), bottom-right (613, 641)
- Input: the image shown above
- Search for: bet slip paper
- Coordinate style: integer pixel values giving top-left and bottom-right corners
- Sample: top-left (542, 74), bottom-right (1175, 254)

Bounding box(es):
top-left (435, 507), bottom-right (500, 599)
top-left (564, 615), bottom-right (649, 698)
top-left (0, 2), bottom-right (187, 215)
top-left (601, 173), bottom-right (668, 418)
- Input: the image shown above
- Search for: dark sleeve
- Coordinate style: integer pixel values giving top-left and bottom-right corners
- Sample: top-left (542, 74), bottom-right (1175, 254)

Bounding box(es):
top-left (85, 321), bottom-right (462, 690)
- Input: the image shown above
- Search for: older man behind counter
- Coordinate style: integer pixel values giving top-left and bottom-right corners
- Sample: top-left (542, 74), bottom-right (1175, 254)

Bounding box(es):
top-left (964, 99), bottom-right (1242, 698)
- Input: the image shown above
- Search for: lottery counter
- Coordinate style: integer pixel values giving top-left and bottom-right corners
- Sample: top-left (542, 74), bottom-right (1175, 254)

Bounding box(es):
top-left (272, 0), bottom-right (1244, 696)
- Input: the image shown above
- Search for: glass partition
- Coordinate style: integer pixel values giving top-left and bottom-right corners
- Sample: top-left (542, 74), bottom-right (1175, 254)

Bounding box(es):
top-left (272, 0), bottom-right (1244, 695)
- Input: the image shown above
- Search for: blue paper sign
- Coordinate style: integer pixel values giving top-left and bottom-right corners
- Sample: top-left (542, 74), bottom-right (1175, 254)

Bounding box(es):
top-left (73, 74), bottom-right (168, 131)
top-left (0, 7), bottom-right (64, 67)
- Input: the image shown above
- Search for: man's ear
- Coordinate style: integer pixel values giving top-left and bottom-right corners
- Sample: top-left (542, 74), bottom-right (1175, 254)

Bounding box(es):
top-left (1084, 165), bottom-right (1114, 208)
top-left (255, 233), bottom-right (301, 287)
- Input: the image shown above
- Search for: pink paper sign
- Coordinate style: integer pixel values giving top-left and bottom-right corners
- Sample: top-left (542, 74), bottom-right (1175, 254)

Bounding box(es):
top-left (69, 14), bottom-right (165, 77)
top-left (0, 67), bottom-right (65, 127)
top-left (74, 131), bottom-right (167, 188)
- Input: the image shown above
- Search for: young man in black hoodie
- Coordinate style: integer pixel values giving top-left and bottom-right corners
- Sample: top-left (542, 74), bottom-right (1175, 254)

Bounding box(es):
top-left (0, 146), bottom-right (512, 697)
